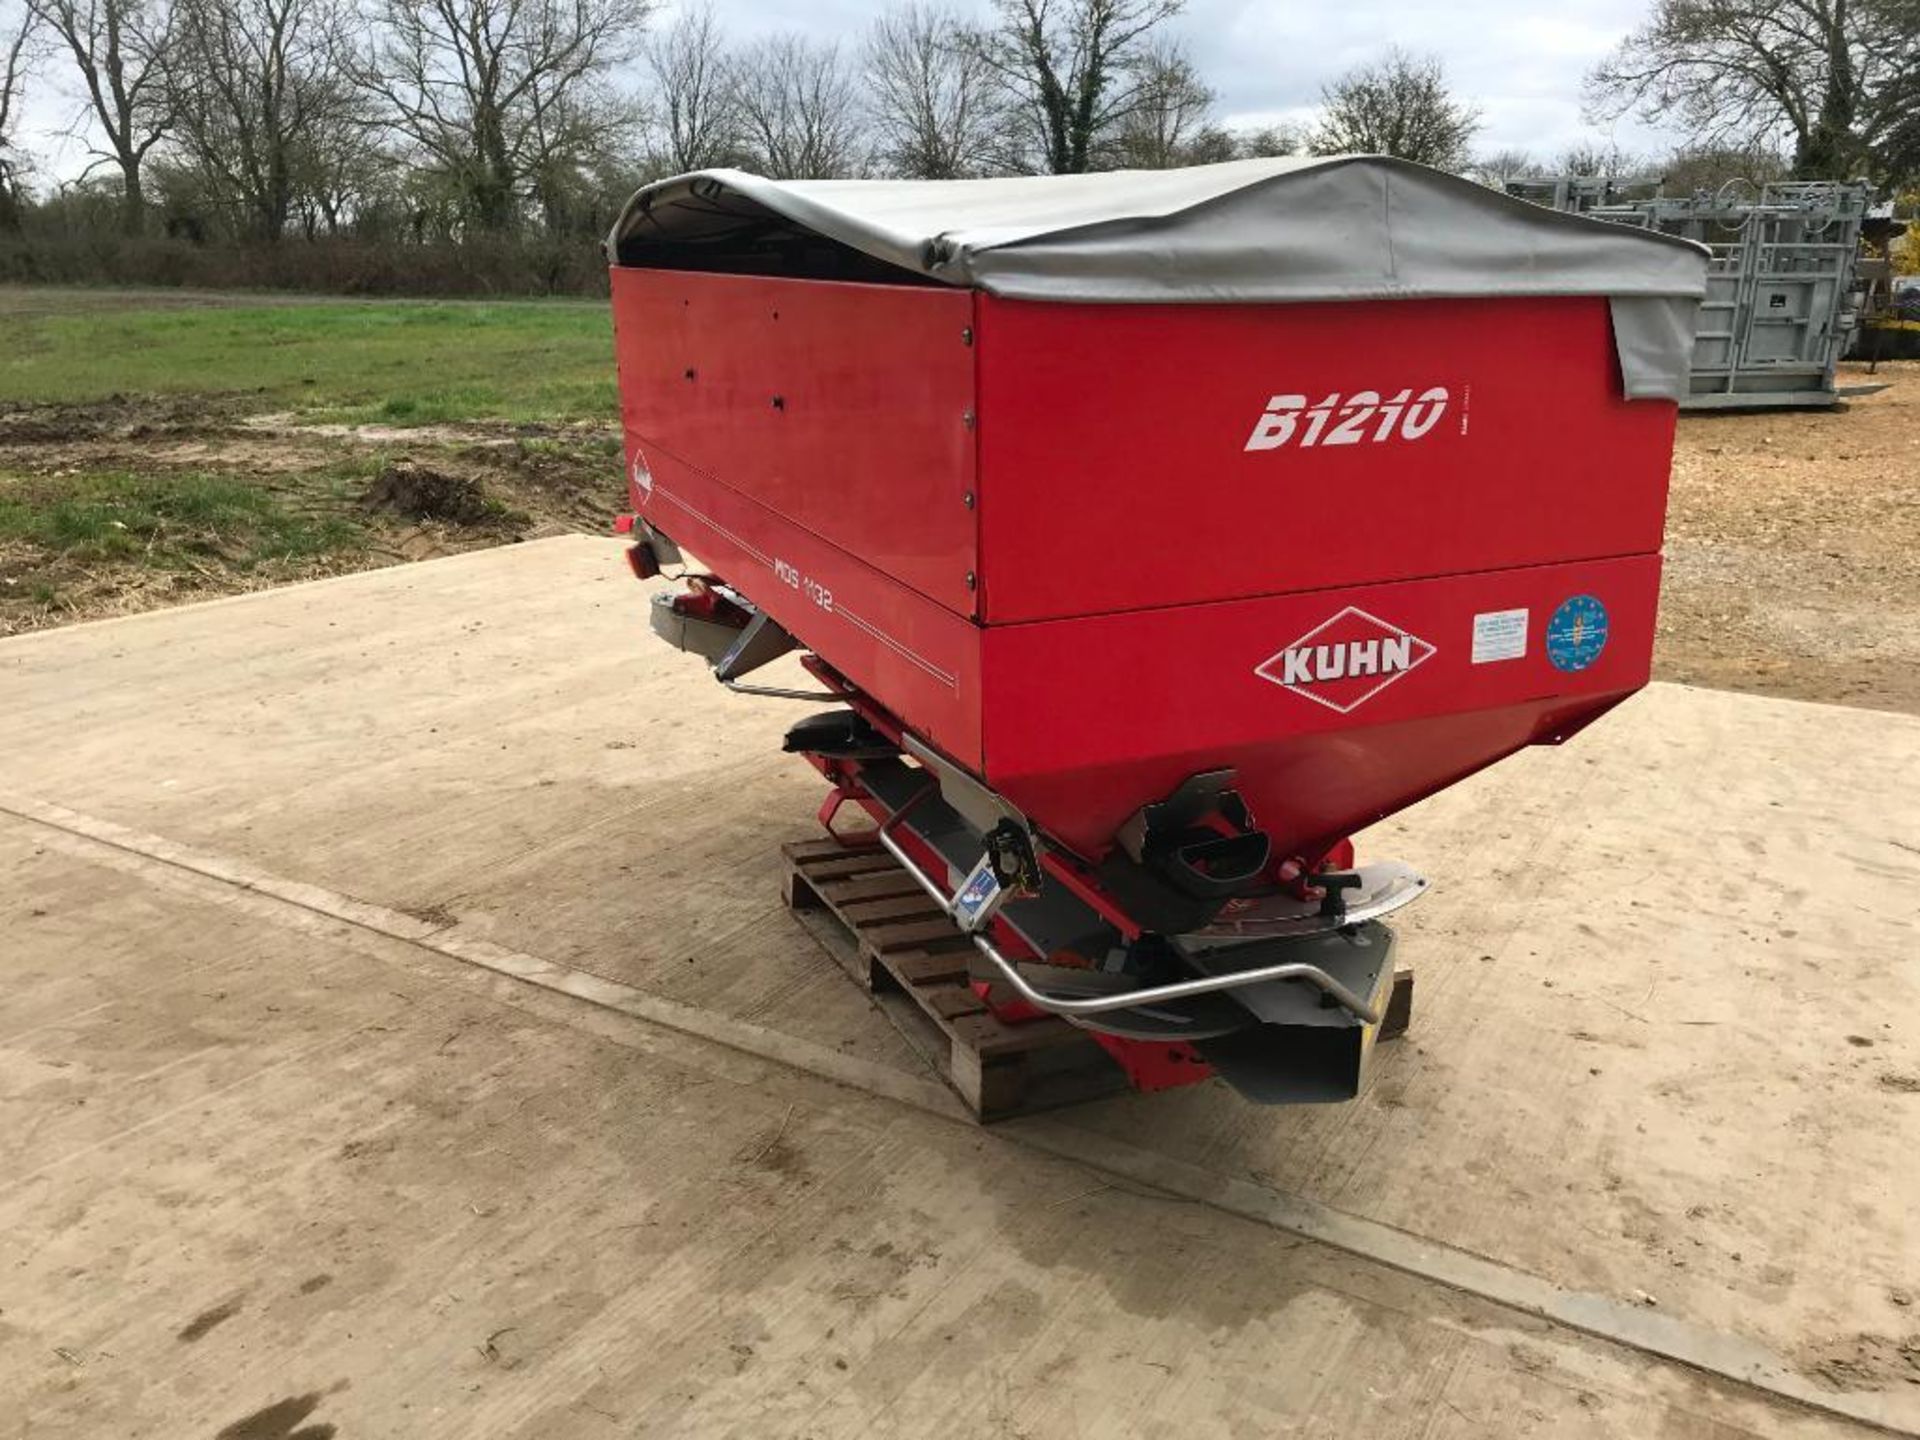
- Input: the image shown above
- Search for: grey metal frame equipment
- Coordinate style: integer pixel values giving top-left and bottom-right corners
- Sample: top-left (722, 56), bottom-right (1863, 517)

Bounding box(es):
top-left (1513, 178), bottom-right (1872, 410)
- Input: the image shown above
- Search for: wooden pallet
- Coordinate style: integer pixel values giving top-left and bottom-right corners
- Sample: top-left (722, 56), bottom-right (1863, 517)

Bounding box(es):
top-left (782, 838), bottom-right (1416, 1121)
top-left (782, 839), bottom-right (1129, 1121)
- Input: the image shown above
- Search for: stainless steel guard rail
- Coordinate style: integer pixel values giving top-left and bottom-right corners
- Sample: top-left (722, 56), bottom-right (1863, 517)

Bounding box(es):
top-left (873, 790), bottom-right (1383, 1026)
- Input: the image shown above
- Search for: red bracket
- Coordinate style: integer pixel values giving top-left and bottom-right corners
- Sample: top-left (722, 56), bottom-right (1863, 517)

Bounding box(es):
top-left (816, 783), bottom-right (880, 847)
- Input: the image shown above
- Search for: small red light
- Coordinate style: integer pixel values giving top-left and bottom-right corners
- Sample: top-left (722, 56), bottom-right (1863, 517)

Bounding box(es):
top-left (672, 588), bottom-right (720, 619)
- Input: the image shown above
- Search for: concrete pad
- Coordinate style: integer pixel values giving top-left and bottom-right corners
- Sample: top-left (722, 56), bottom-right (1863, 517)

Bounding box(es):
top-left (1, 542), bottom-right (906, 1070)
top-left (5, 536), bottom-right (1917, 1434)
top-left (1055, 681), bottom-right (1920, 1361)
top-left (7, 816), bottom-right (1856, 1440)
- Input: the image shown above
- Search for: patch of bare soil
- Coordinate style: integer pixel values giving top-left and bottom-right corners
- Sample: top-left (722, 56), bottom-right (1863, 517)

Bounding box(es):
top-left (1801, 1331), bottom-right (1920, 1392)
top-left (0, 535), bottom-right (349, 628)
top-left (366, 460), bottom-right (495, 524)
top-left (241, 411), bottom-right (616, 449)
top-left (0, 391), bottom-right (253, 444)
top-left (0, 395), bottom-right (623, 635)
top-left (1658, 361), bottom-right (1920, 715)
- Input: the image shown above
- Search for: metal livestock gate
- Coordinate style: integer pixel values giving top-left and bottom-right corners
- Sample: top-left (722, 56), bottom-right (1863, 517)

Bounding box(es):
top-left (1509, 180), bottom-right (1871, 410)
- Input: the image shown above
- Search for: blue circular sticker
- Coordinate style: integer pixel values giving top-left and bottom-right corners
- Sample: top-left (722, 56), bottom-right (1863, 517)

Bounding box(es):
top-left (1546, 595), bottom-right (1609, 672)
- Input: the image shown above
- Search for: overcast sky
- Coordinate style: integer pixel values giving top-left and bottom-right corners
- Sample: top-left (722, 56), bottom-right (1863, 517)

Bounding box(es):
top-left (13, 0), bottom-right (1680, 187)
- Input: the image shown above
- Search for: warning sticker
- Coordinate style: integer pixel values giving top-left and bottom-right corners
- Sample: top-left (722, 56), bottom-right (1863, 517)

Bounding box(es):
top-left (1471, 608), bottom-right (1528, 664)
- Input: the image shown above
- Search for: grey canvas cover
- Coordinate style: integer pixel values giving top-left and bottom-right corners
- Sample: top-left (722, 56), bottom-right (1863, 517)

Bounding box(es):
top-left (609, 156), bottom-right (1710, 401)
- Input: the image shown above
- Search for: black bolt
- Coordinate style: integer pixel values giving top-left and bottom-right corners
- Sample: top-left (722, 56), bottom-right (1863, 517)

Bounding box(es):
top-left (683, 367), bottom-right (696, 380)
top-left (961, 327), bottom-right (974, 346)
top-left (965, 571), bottom-right (976, 590)
top-left (771, 395), bottom-right (785, 410)
top-left (962, 491), bottom-right (975, 509)
top-left (962, 410), bottom-right (975, 429)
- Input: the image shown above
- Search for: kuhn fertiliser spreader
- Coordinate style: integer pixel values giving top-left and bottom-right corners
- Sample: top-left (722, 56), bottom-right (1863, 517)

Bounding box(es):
top-left (606, 156), bottom-right (1708, 1105)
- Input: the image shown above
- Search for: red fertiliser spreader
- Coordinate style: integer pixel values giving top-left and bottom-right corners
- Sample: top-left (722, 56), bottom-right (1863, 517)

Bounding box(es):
top-left (606, 156), bottom-right (1709, 1105)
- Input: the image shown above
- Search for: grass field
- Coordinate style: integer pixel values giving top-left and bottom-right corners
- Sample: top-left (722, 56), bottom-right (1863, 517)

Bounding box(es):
top-left (0, 295), bottom-right (617, 426)
top-left (0, 466), bottom-right (370, 597)
top-left (0, 288), bottom-right (624, 632)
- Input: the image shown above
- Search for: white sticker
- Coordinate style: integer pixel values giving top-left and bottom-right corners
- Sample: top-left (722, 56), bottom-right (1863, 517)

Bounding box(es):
top-left (1472, 608), bottom-right (1528, 664)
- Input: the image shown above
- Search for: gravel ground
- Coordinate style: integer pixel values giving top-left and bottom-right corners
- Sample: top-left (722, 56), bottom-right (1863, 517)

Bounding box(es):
top-left (1658, 360), bottom-right (1920, 715)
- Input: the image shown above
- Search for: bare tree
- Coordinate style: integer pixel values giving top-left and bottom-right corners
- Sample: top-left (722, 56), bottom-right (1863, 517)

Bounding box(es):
top-left (29, 0), bottom-right (175, 232)
top-left (864, 2), bottom-right (1006, 178)
top-left (354, 0), bottom-right (650, 232)
top-left (1104, 38), bottom-right (1212, 167)
top-left (0, 2), bottom-right (31, 144)
top-left (1874, 6), bottom-right (1920, 182)
top-left (967, 0), bottom-right (1184, 174)
top-left (0, 0), bottom-right (37, 214)
top-left (1228, 122), bottom-right (1299, 159)
top-left (165, 0), bottom-right (356, 241)
top-left (524, 55), bottom-right (641, 230)
top-left (1554, 140), bottom-right (1648, 179)
top-left (1586, 0), bottom-right (1913, 179)
top-left (735, 33), bottom-right (863, 180)
top-left (1466, 146), bottom-right (1539, 187)
top-left (295, 116), bottom-right (392, 233)
top-left (1659, 138), bottom-right (1791, 191)
top-left (1308, 48), bottom-right (1481, 171)
top-left (643, 4), bottom-right (741, 173)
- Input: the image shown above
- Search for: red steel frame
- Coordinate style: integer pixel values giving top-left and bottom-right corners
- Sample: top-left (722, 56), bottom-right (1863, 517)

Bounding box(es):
top-left (792, 672), bottom-right (1215, 1094)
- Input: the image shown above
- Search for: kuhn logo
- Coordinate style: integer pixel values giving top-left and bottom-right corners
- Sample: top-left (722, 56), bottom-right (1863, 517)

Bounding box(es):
top-left (1255, 607), bottom-right (1436, 713)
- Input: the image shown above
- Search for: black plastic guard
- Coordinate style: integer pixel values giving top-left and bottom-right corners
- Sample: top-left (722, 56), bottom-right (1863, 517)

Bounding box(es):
top-left (1191, 923), bottom-right (1399, 1104)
